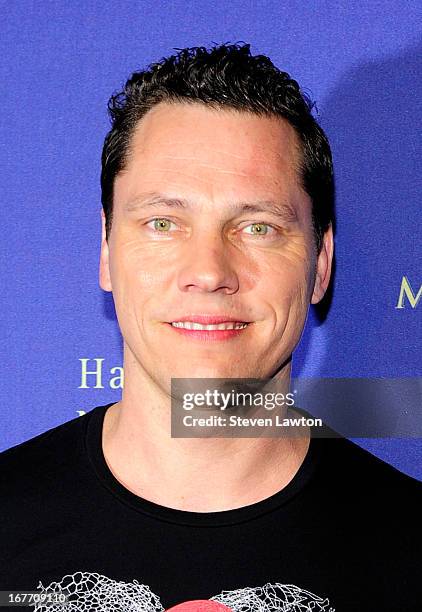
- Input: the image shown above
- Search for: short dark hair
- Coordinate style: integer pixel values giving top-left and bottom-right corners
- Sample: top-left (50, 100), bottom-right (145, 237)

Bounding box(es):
top-left (101, 42), bottom-right (334, 253)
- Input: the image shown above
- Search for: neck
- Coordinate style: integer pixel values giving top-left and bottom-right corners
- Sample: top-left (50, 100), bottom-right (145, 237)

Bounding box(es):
top-left (102, 350), bottom-right (310, 513)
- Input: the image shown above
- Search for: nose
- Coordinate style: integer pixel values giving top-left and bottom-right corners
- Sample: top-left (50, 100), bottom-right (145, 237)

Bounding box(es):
top-left (177, 231), bottom-right (240, 294)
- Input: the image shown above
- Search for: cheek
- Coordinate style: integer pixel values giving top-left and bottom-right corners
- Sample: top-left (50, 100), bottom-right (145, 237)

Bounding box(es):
top-left (109, 237), bottom-right (171, 296)
top-left (284, 239), bottom-right (316, 304)
top-left (256, 243), bottom-right (314, 312)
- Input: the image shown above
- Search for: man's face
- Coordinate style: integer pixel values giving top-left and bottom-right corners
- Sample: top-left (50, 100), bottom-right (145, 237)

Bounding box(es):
top-left (100, 102), bottom-right (332, 388)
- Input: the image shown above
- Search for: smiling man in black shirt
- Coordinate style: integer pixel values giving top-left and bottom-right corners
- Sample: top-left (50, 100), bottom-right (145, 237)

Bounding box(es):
top-left (0, 43), bottom-right (420, 612)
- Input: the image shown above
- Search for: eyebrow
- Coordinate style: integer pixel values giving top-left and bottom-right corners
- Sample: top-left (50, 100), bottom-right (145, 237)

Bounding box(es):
top-left (123, 192), bottom-right (299, 223)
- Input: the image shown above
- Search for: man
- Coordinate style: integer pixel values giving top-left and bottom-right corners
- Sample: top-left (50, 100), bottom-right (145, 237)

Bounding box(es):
top-left (0, 43), bottom-right (420, 611)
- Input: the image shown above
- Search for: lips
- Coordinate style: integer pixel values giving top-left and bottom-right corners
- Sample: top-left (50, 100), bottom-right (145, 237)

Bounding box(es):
top-left (171, 322), bottom-right (248, 330)
top-left (166, 314), bottom-right (251, 340)
top-left (169, 315), bottom-right (250, 325)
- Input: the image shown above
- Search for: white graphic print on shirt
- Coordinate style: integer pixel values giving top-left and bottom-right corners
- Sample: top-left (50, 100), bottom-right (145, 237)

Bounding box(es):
top-left (31, 571), bottom-right (335, 611)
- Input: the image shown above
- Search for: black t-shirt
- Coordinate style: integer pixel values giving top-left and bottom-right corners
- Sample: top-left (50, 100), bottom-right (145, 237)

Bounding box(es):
top-left (0, 402), bottom-right (421, 611)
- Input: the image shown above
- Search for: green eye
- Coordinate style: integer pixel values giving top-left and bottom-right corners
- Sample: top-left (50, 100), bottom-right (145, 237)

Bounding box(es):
top-left (244, 223), bottom-right (270, 235)
top-left (153, 218), bottom-right (173, 232)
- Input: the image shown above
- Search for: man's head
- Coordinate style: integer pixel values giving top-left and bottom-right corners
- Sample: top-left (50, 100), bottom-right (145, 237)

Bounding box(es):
top-left (99, 43), bottom-right (334, 387)
top-left (101, 43), bottom-right (333, 255)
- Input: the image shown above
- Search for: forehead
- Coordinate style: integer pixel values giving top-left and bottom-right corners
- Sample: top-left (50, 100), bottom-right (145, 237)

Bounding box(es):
top-left (115, 101), bottom-right (305, 206)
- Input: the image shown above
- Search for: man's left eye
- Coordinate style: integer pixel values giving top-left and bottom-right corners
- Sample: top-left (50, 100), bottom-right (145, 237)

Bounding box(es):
top-left (242, 223), bottom-right (274, 236)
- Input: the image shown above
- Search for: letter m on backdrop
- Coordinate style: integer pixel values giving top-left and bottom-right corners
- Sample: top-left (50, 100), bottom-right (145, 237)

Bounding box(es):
top-left (395, 276), bottom-right (422, 309)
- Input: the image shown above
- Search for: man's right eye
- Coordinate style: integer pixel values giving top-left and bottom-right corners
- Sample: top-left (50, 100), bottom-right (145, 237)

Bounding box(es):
top-left (146, 218), bottom-right (177, 232)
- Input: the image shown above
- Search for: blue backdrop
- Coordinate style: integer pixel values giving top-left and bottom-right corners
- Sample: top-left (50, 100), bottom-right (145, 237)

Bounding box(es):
top-left (1, 1), bottom-right (421, 478)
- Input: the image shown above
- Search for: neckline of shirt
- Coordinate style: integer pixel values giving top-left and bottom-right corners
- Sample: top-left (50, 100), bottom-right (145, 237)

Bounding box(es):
top-left (85, 401), bottom-right (324, 527)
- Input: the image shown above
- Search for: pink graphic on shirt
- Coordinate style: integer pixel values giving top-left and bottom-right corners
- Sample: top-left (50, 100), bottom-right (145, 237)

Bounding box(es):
top-left (166, 600), bottom-right (233, 612)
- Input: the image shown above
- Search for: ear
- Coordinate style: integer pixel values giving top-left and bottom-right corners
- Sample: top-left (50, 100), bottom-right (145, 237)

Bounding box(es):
top-left (311, 224), bottom-right (334, 304)
top-left (99, 209), bottom-right (113, 292)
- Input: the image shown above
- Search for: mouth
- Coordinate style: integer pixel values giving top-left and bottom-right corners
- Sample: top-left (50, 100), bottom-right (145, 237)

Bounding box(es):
top-left (165, 316), bottom-right (251, 340)
top-left (171, 321), bottom-right (248, 330)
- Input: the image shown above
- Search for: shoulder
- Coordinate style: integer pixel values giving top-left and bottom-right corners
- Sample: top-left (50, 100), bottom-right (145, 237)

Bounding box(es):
top-left (315, 434), bottom-right (422, 506)
top-left (0, 405), bottom-right (110, 571)
top-left (0, 405), bottom-right (106, 495)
